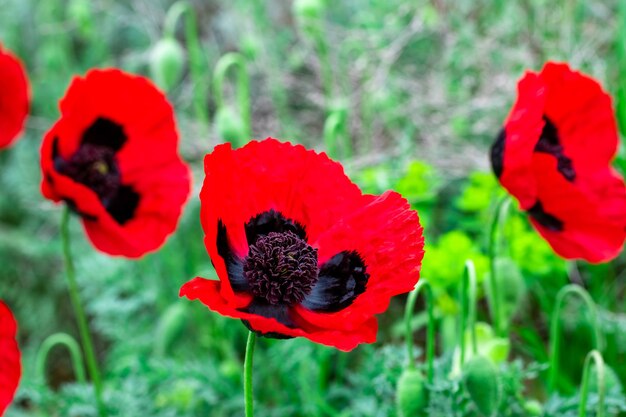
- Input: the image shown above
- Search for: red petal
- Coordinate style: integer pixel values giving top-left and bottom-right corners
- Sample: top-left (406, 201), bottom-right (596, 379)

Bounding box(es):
top-left (530, 153), bottom-right (626, 263)
top-left (541, 62), bottom-right (619, 172)
top-left (180, 278), bottom-right (377, 351)
top-left (499, 70), bottom-right (545, 209)
top-left (297, 191), bottom-right (424, 330)
top-left (0, 44), bottom-right (30, 149)
top-left (0, 301), bottom-right (21, 415)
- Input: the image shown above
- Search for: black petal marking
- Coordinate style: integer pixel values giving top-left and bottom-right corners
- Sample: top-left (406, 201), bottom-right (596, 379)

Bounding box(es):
top-left (534, 116), bottom-right (576, 182)
top-left (52, 118), bottom-right (140, 225)
top-left (216, 220), bottom-right (249, 292)
top-left (527, 200), bottom-right (563, 231)
top-left (301, 251), bottom-right (369, 312)
top-left (105, 185), bottom-right (140, 225)
top-left (240, 300), bottom-right (295, 339)
top-left (490, 128), bottom-right (506, 179)
top-left (81, 117), bottom-right (127, 151)
top-left (245, 209), bottom-right (307, 246)
top-left (64, 198), bottom-right (98, 221)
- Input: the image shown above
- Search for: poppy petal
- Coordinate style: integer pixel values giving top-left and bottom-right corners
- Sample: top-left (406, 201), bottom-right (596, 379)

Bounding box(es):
top-left (180, 278), bottom-right (377, 351)
top-left (0, 44), bottom-right (29, 149)
top-left (297, 191), bottom-right (424, 331)
top-left (0, 301), bottom-right (21, 415)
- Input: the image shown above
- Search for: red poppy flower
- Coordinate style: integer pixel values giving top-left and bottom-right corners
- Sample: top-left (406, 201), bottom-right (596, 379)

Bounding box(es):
top-left (40, 69), bottom-right (191, 258)
top-left (490, 62), bottom-right (626, 263)
top-left (180, 139), bottom-right (424, 351)
top-left (0, 44), bottom-right (29, 149)
top-left (0, 301), bottom-right (20, 416)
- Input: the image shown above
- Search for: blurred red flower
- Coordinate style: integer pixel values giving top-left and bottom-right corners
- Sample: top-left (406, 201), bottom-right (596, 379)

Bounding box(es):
top-left (0, 301), bottom-right (20, 416)
top-left (0, 44), bottom-right (29, 149)
top-left (40, 69), bottom-right (191, 257)
top-left (180, 139), bottom-right (424, 351)
top-left (491, 62), bottom-right (626, 263)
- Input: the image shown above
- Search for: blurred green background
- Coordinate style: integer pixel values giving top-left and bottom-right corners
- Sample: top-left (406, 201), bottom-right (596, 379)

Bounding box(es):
top-left (2, 0), bottom-right (626, 415)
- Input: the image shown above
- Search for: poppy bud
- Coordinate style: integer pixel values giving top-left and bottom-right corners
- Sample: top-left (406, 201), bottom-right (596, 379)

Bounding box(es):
top-left (589, 364), bottom-right (622, 393)
top-left (396, 368), bottom-right (427, 417)
top-left (154, 302), bottom-right (188, 356)
top-left (150, 38), bottom-right (185, 92)
top-left (215, 107), bottom-right (246, 146)
top-left (523, 399), bottom-right (543, 416)
top-left (68, 0), bottom-right (93, 39)
top-left (463, 356), bottom-right (501, 416)
top-left (293, 0), bottom-right (325, 21)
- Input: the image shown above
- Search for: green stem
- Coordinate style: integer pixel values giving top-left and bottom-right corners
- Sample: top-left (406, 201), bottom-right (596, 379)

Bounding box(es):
top-left (296, 13), bottom-right (333, 109)
top-left (61, 207), bottom-right (106, 417)
top-left (404, 279), bottom-right (434, 383)
top-left (244, 331), bottom-right (257, 417)
top-left (488, 195), bottom-right (510, 336)
top-left (213, 52), bottom-right (252, 143)
top-left (548, 284), bottom-right (603, 393)
top-left (323, 111), bottom-right (343, 159)
top-left (164, 1), bottom-right (209, 132)
top-left (579, 350), bottom-right (606, 417)
top-left (460, 260), bottom-right (478, 365)
top-left (36, 332), bottom-right (87, 384)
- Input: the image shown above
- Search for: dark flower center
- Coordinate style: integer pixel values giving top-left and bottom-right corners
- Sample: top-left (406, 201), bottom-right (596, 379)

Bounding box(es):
top-left (243, 231), bottom-right (319, 305)
top-left (57, 143), bottom-right (121, 204)
top-left (51, 117), bottom-right (140, 225)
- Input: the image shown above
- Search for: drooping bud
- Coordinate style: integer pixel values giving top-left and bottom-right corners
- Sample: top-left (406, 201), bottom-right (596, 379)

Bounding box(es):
top-left (68, 0), bottom-right (94, 39)
top-left (215, 107), bottom-right (246, 147)
top-left (293, 0), bottom-right (325, 21)
top-left (523, 399), bottom-right (543, 416)
top-left (590, 364), bottom-right (622, 393)
top-left (150, 38), bottom-right (185, 92)
top-left (154, 302), bottom-right (188, 357)
top-left (463, 355), bottom-right (501, 416)
top-left (396, 368), bottom-right (427, 417)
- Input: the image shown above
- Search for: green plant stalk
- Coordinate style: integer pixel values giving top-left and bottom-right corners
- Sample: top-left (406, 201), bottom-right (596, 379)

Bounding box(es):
top-left (248, 0), bottom-right (295, 138)
top-left (460, 260), bottom-right (478, 365)
top-left (164, 1), bottom-right (209, 132)
top-left (214, 52), bottom-right (252, 143)
top-left (61, 208), bottom-right (106, 417)
top-left (244, 331), bottom-right (257, 417)
top-left (616, 0), bottom-right (626, 135)
top-left (323, 111), bottom-right (343, 159)
top-left (36, 332), bottom-right (87, 384)
top-left (299, 15), bottom-right (335, 113)
top-left (578, 350), bottom-right (605, 417)
top-left (548, 284), bottom-right (603, 393)
top-left (404, 279), bottom-right (435, 383)
top-left (487, 196), bottom-right (510, 337)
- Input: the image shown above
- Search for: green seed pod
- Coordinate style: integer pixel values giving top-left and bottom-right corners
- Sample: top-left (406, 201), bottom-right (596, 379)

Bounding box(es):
top-left (523, 399), bottom-right (543, 416)
top-left (215, 107), bottom-right (246, 146)
top-left (150, 38), bottom-right (185, 92)
top-left (463, 356), bottom-right (501, 416)
top-left (396, 368), bottom-right (427, 417)
top-left (154, 302), bottom-right (188, 357)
